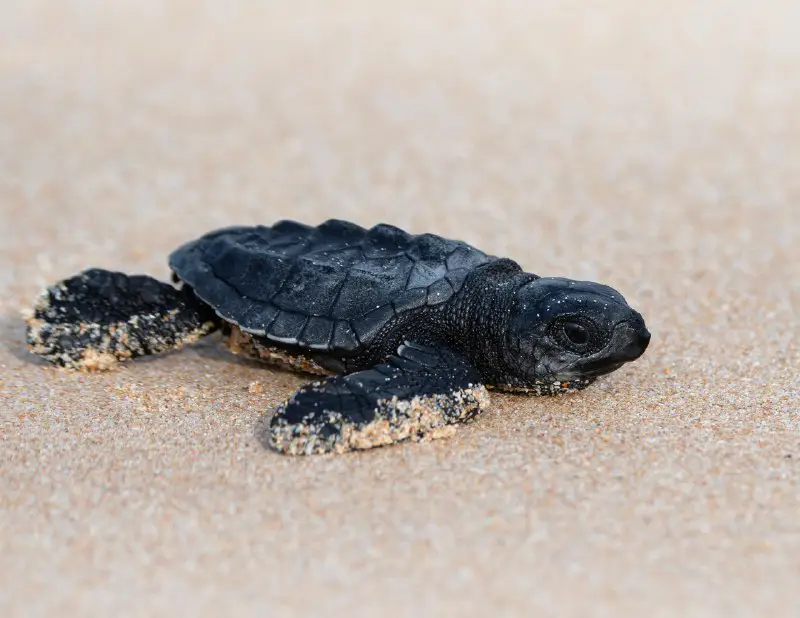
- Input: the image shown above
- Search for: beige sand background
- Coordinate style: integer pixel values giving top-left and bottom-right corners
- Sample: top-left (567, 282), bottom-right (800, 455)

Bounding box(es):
top-left (1, 1), bottom-right (798, 616)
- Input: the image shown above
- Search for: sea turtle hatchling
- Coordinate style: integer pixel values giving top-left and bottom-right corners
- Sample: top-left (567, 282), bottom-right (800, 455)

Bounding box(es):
top-left (25, 219), bottom-right (651, 455)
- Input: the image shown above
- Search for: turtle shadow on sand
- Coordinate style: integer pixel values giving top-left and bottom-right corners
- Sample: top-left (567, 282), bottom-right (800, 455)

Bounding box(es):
top-left (253, 413), bottom-right (280, 452)
top-left (0, 312), bottom-right (47, 366)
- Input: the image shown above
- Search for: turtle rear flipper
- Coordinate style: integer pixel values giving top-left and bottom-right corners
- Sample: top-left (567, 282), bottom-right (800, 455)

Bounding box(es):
top-left (26, 268), bottom-right (218, 371)
top-left (267, 342), bottom-right (490, 455)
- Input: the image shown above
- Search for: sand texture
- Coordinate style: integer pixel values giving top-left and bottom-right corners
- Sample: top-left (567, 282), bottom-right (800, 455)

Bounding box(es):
top-left (1, 2), bottom-right (798, 616)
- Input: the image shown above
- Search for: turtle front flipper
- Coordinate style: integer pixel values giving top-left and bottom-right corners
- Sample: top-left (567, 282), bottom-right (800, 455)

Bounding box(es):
top-left (267, 342), bottom-right (490, 455)
top-left (25, 268), bottom-right (219, 371)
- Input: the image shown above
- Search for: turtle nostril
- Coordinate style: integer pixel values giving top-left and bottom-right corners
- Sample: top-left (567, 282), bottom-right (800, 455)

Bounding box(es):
top-left (610, 321), bottom-right (651, 361)
top-left (622, 328), bottom-right (650, 359)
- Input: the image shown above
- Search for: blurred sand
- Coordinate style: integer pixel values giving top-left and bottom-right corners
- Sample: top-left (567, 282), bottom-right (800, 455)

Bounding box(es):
top-left (1, 1), bottom-right (798, 616)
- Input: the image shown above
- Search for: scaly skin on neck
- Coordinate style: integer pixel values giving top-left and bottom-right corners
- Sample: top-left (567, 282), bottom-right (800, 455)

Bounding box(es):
top-left (455, 259), bottom-right (535, 387)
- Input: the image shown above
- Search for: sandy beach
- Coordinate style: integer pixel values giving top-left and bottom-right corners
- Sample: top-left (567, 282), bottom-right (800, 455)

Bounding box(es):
top-left (1, 1), bottom-right (798, 616)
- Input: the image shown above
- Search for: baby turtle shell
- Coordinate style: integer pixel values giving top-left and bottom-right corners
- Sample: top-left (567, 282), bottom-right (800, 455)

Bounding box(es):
top-left (168, 219), bottom-right (495, 352)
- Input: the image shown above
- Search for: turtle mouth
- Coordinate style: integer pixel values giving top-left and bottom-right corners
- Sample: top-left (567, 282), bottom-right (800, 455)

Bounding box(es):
top-left (555, 360), bottom-right (625, 381)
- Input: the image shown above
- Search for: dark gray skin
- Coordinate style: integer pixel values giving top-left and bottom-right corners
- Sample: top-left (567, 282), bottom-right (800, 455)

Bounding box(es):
top-left (25, 219), bottom-right (650, 455)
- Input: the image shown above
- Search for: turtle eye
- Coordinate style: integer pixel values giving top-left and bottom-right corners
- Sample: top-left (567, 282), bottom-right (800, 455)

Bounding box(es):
top-left (563, 322), bottom-right (589, 345)
top-left (549, 317), bottom-right (604, 353)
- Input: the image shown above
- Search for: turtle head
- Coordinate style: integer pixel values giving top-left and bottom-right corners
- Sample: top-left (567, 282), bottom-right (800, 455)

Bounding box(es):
top-left (504, 277), bottom-right (650, 392)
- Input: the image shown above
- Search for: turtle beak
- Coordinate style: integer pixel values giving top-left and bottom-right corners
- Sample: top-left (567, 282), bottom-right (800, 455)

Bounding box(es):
top-left (610, 319), bottom-right (651, 362)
